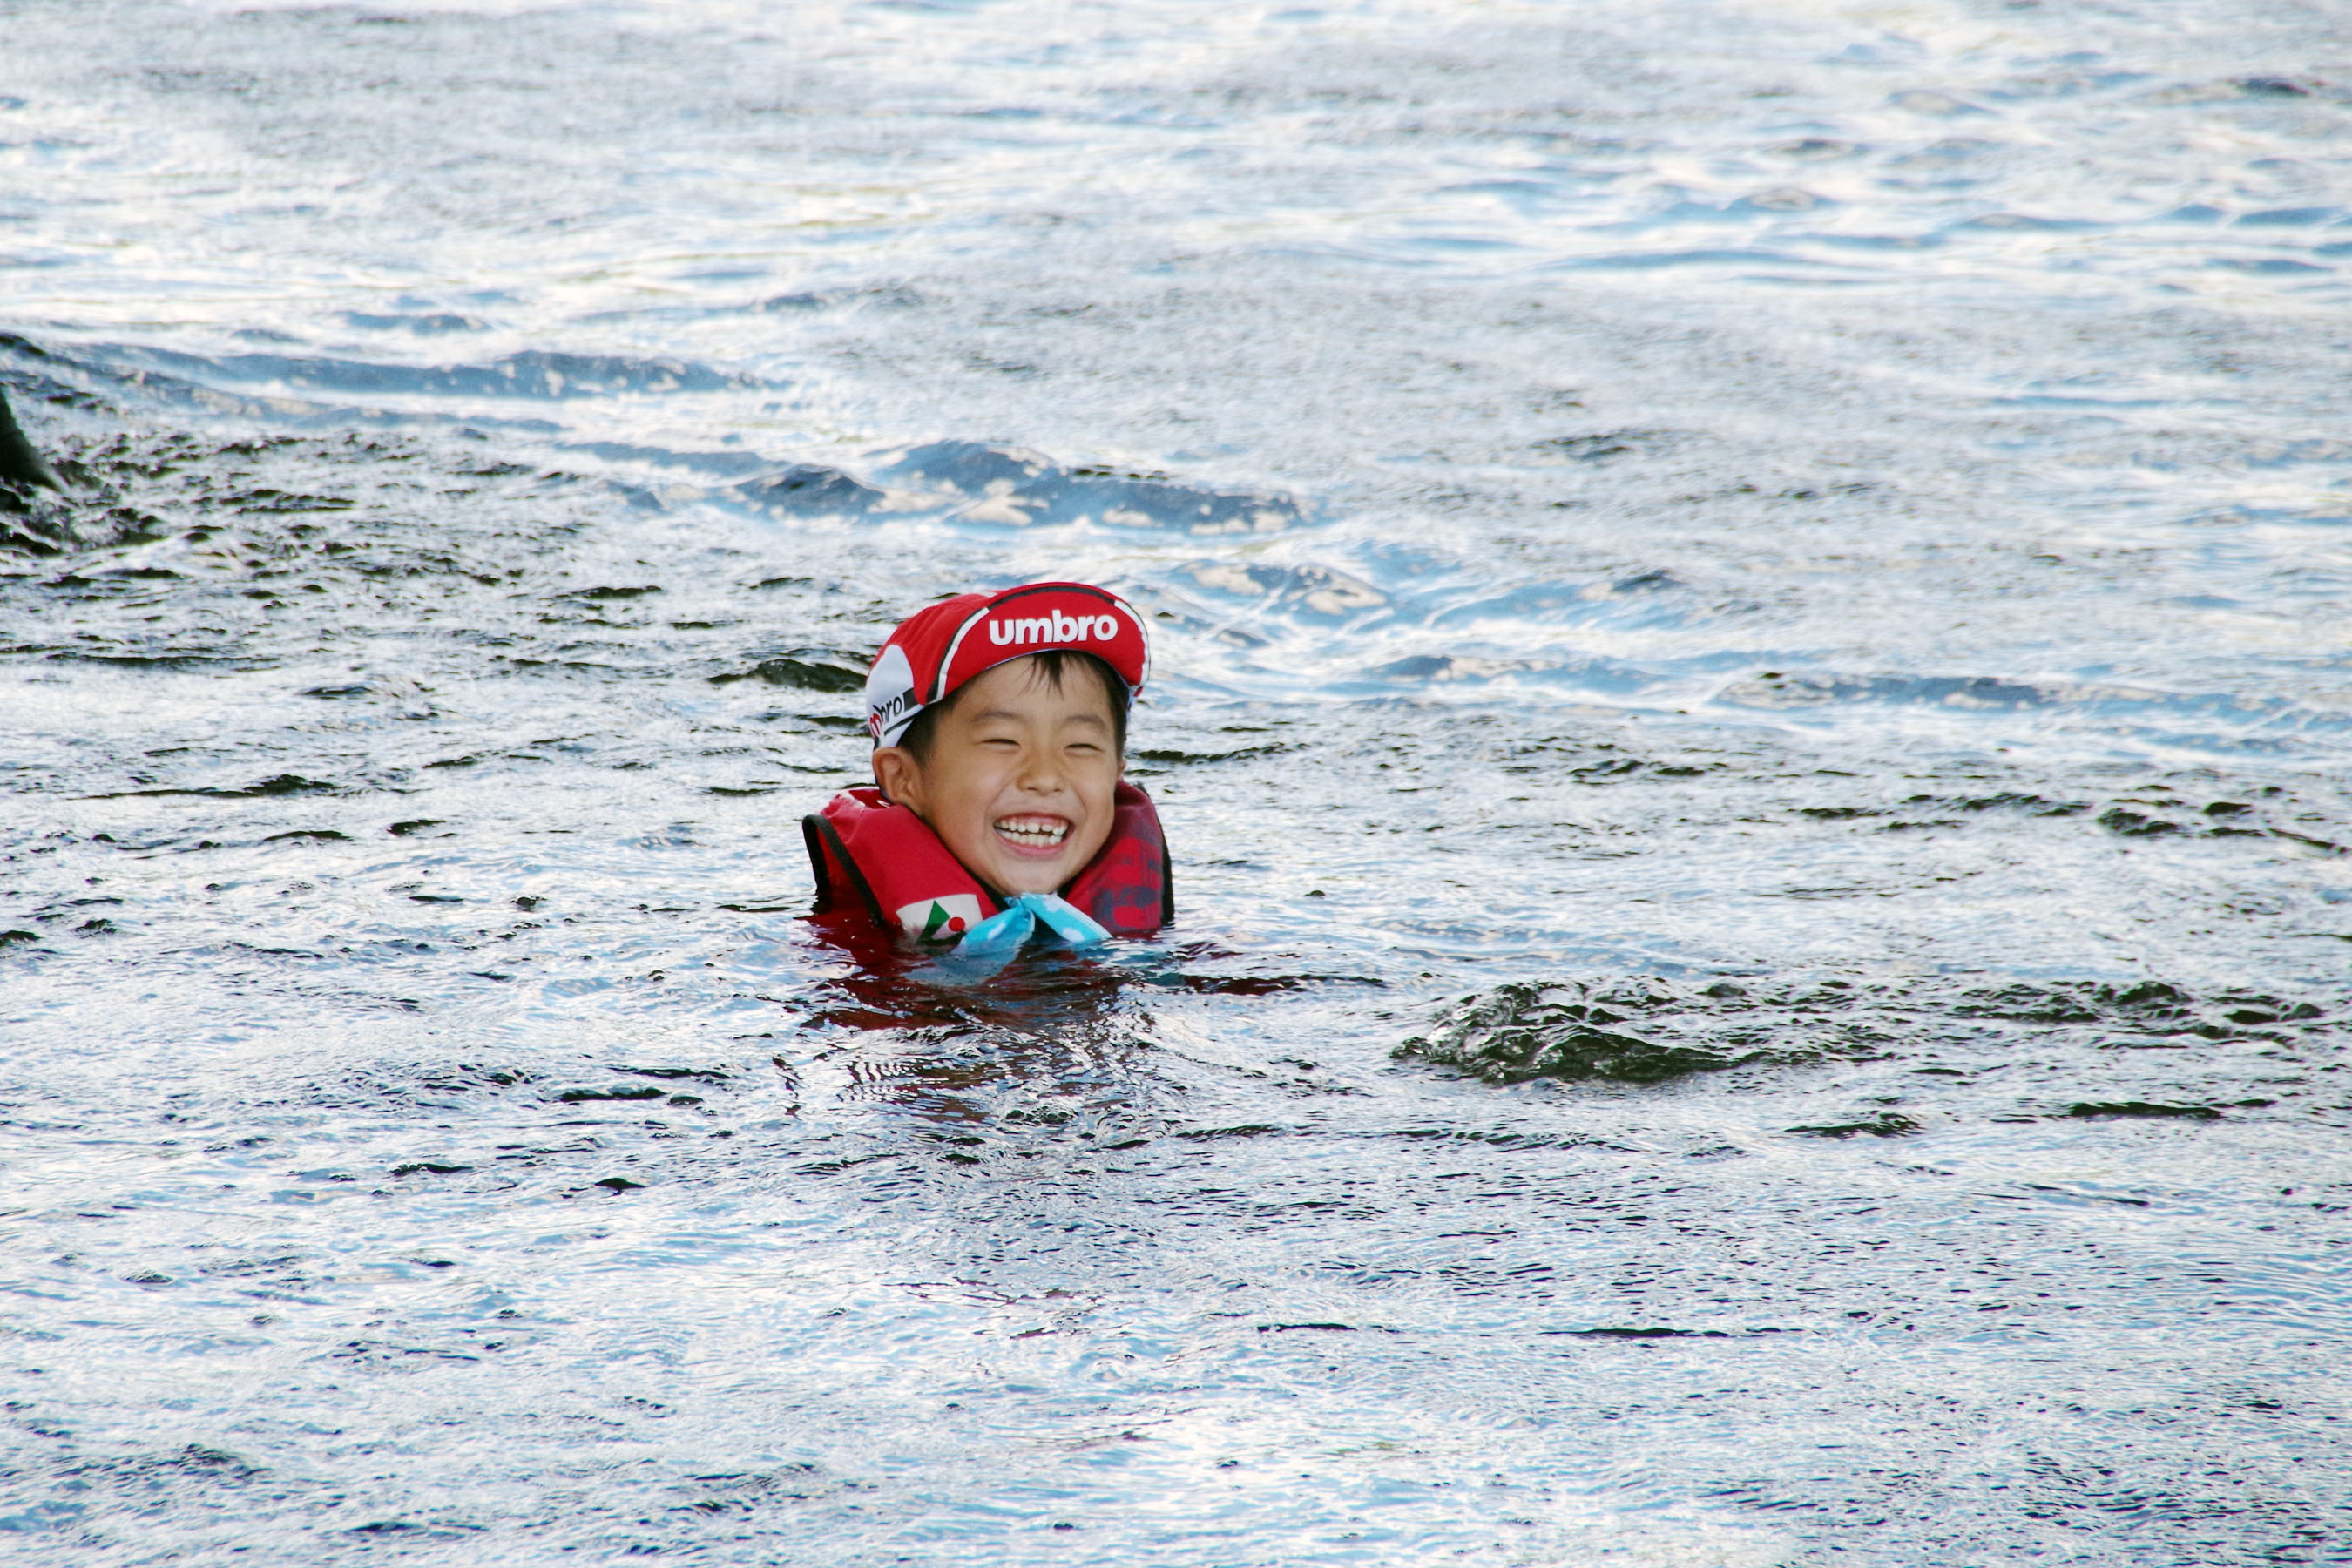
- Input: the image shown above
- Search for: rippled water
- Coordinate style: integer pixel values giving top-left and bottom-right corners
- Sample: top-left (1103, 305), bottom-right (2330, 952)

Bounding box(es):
top-left (3, 2), bottom-right (2349, 1563)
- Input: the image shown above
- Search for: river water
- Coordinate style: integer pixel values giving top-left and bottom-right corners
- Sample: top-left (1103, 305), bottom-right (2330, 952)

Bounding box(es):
top-left (2, 2), bottom-right (2349, 1563)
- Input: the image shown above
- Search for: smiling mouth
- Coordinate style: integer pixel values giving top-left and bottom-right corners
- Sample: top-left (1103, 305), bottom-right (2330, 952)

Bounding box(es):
top-left (993, 814), bottom-right (1071, 851)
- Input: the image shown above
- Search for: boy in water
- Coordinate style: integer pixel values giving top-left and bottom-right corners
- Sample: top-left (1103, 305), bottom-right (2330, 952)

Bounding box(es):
top-left (803, 582), bottom-right (1173, 953)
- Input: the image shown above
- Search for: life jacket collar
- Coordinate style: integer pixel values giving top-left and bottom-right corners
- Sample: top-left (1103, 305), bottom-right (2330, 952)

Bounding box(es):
top-left (804, 780), bottom-right (1173, 944)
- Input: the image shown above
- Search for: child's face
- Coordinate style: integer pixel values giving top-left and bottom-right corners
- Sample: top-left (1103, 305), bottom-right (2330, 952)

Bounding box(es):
top-left (872, 656), bottom-right (1122, 896)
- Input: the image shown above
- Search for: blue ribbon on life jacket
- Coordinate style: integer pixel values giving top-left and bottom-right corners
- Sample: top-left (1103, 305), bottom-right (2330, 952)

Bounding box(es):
top-left (938, 892), bottom-right (1112, 974)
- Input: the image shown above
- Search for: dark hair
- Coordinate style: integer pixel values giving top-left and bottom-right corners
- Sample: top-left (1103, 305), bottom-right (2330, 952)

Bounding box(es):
top-left (896, 650), bottom-right (1129, 762)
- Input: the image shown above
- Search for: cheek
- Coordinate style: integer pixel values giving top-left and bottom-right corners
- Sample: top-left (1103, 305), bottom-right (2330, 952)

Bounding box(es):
top-left (943, 761), bottom-right (1031, 845)
top-left (1077, 768), bottom-right (1120, 832)
top-left (934, 754), bottom-right (1005, 814)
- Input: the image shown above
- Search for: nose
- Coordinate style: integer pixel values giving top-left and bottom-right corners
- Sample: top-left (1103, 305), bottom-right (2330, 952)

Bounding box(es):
top-left (1016, 743), bottom-right (1068, 794)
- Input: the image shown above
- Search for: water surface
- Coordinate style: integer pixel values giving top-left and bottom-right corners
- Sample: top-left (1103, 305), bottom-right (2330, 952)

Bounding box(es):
top-left (2, 2), bottom-right (2349, 1563)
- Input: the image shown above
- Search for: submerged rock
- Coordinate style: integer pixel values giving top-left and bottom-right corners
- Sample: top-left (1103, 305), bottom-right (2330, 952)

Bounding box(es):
top-left (0, 385), bottom-right (64, 493)
top-left (1398, 973), bottom-right (2343, 1091)
top-left (1397, 981), bottom-right (1762, 1084)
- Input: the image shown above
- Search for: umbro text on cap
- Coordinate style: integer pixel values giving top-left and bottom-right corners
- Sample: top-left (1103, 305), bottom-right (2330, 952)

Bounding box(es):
top-left (863, 582), bottom-right (1150, 747)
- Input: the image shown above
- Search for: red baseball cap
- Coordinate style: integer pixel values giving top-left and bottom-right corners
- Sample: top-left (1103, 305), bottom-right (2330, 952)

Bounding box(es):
top-left (864, 581), bottom-right (1150, 747)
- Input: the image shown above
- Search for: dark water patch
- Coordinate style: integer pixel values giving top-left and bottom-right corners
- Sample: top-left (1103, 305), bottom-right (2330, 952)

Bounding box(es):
top-left (1545, 1326), bottom-right (1766, 1339)
top-left (1399, 982), bottom-right (1777, 1084)
top-left (347, 1518), bottom-right (483, 1540)
top-left (1490, 744), bottom-right (1721, 783)
top-left (1402, 974), bottom-right (2346, 1089)
top-left (0, 502), bottom-right (78, 557)
top-left (1957, 977), bottom-right (2331, 1041)
top-left (1131, 742), bottom-right (1295, 766)
top-left (2065, 1100), bottom-right (2225, 1121)
top-left (1372, 1126), bottom-right (1625, 1153)
top-left (90, 774), bottom-right (346, 801)
top-left (1725, 672), bottom-right (2060, 712)
top-left (98, 343), bottom-right (769, 401)
top-left (750, 284), bottom-right (926, 314)
top-left (1173, 1123), bottom-right (1284, 1143)
top-left (1719, 670), bottom-right (2350, 749)
top-left (1788, 1112), bottom-right (1921, 1138)
top-left (1935, 789), bottom-right (2085, 815)
top-left (709, 652), bottom-right (869, 693)
top-left (208, 489), bottom-right (353, 514)
top-left (1181, 558), bottom-right (1385, 616)
top-left (1144, 971), bottom-right (1363, 996)
top-left (69, 1443), bottom-right (264, 1485)
top-left (2099, 805), bottom-right (2180, 837)
top-left (2092, 792), bottom-right (2345, 854)
top-left (1786, 784), bottom-right (2344, 851)
top-left (330, 1339), bottom-right (482, 1369)
top-left (2000, 1184), bottom-right (2153, 1209)
top-left (875, 441), bottom-right (1305, 534)
top-left (1529, 429), bottom-right (1673, 463)
top-left (553, 1085), bottom-right (669, 1104)
top-left (721, 464), bottom-right (887, 518)
top-left (1949, 978), bottom-right (2236, 1031)
top-left (412, 1065), bottom-right (535, 1094)
top-left (341, 312), bottom-right (490, 335)
top-left (37, 650), bottom-right (268, 672)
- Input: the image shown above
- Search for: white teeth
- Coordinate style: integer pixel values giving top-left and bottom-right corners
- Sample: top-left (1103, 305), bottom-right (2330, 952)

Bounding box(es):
top-left (995, 818), bottom-right (1069, 847)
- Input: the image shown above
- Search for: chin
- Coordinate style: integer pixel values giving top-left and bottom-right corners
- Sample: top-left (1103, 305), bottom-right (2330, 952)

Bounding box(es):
top-left (992, 861), bottom-right (1075, 896)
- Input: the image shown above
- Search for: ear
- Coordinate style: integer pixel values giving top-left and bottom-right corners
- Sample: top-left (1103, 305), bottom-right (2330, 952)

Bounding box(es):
top-left (871, 746), bottom-right (924, 810)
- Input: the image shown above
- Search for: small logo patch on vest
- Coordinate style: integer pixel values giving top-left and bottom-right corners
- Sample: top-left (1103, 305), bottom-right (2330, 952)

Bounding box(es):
top-left (896, 894), bottom-right (983, 941)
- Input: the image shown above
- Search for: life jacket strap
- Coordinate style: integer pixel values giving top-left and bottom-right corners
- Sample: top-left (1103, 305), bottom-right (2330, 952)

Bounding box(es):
top-left (801, 809), bottom-right (887, 929)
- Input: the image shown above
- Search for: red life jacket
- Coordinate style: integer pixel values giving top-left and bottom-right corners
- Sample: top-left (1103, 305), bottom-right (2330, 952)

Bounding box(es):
top-left (802, 781), bottom-right (1173, 943)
